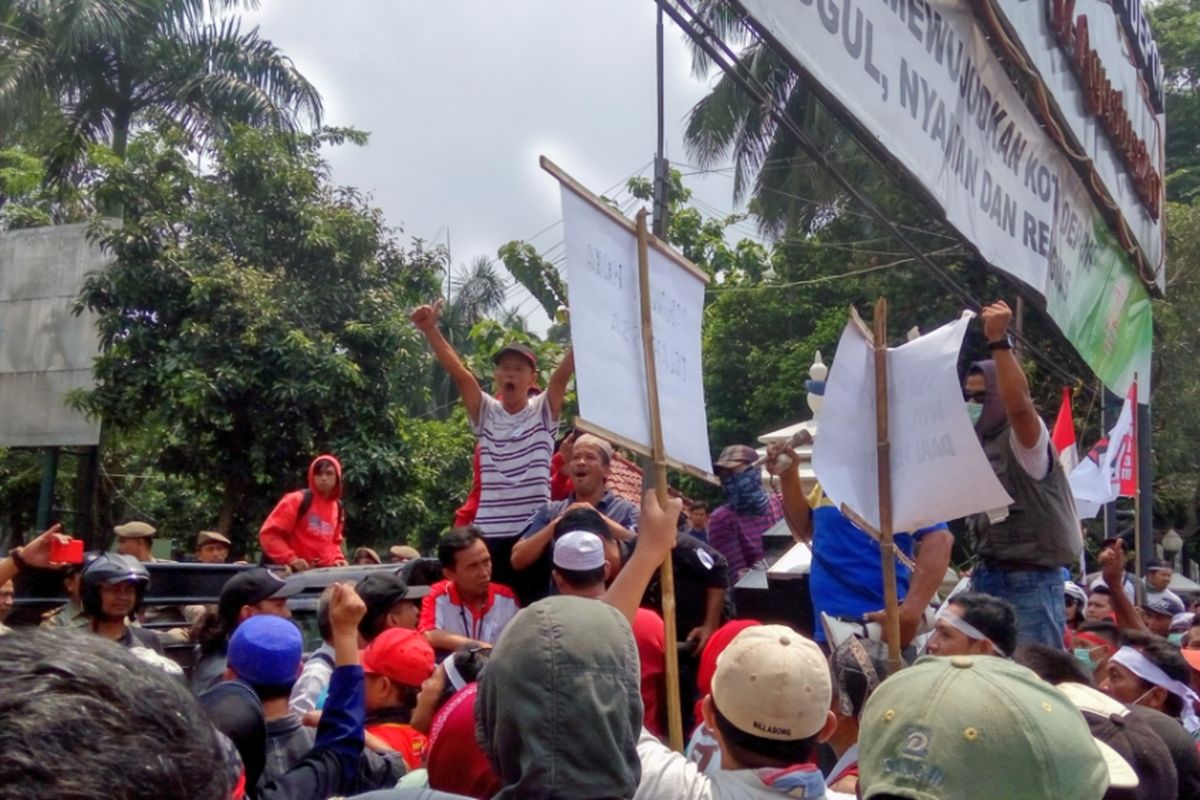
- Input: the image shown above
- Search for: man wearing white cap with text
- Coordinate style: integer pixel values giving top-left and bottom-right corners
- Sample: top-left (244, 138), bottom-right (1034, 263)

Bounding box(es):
top-left (604, 489), bottom-right (852, 798)
top-left (634, 622), bottom-right (852, 799)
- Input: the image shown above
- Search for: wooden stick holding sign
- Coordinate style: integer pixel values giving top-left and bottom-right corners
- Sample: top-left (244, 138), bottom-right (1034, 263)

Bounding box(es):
top-left (636, 208), bottom-right (684, 752)
top-left (870, 298), bottom-right (904, 674)
top-left (544, 155), bottom-right (716, 752)
top-left (836, 503), bottom-right (917, 572)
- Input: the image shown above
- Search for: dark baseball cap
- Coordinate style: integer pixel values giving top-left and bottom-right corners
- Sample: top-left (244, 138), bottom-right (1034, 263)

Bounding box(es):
top-left (1058, 683), bottom-right (1167, 799)
top-left (218, 569), bottom-right (303, 627)
top-left (492, 342), bottom-right (537, 369)
top-left (355, 572), bottom-right (432, 639)
top-left (715, 444), bottom-right (759, 470)
top-left (1142, 592), bottom-right (1186, 618)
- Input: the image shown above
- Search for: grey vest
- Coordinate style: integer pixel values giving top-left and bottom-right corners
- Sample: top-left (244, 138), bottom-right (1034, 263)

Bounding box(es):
top-left (971, 425), bottom-right (1081, 567)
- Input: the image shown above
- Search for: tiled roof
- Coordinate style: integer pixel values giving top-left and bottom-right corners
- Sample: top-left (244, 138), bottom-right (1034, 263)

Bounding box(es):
top-left (607, 452), bottom-right (691, 506)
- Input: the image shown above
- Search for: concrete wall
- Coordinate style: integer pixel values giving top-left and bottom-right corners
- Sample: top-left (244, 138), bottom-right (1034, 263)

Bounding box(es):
top-left (0, 223), bottom-right (110, 447)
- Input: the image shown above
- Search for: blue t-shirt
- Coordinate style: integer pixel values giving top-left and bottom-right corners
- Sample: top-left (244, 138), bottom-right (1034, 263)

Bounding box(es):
top-left (807, 485), bottom-right (948, 642)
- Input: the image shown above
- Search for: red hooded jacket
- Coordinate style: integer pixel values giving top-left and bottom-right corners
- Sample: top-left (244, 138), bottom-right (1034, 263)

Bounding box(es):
top-left (258, 455), bottom-right (345, 566)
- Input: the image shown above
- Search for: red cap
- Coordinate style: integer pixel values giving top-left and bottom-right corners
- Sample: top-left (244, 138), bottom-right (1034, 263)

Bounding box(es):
top-left (361, 628), bottom-right (435, 687)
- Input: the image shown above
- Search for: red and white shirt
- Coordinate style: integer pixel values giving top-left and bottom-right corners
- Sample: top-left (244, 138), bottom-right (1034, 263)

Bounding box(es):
top-left (419, 580), bottom-right (520, 645)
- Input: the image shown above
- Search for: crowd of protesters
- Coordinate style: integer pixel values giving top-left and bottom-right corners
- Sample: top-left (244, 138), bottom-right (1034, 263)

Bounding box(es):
top-left (0, 298), bottom-right (1197, 800)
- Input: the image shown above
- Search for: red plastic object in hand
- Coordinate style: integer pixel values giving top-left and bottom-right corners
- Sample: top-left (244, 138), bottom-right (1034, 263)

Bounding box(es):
top-left (50, 537), bottom-right (85, 564)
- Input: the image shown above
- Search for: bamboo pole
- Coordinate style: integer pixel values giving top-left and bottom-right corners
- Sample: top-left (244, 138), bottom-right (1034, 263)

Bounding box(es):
top-left (872, 298), bottom-right (904, 673)
top-left (636, 209), bottom-right (684, 752)
top-left (1131, 374), bottom-right (1143, 599)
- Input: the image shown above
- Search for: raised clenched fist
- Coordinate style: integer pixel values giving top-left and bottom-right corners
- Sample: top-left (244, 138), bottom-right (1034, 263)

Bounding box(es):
top-left (410, 299), bottom-right (444, 331)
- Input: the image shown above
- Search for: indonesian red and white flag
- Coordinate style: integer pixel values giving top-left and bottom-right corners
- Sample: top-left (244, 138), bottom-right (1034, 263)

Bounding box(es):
top-left (1069, 380), bottom-right (1138, 518)
top-left (1051, 387), bottom-right (1078, 475)
top-left (1116, 381), bottom-right (1138, 497)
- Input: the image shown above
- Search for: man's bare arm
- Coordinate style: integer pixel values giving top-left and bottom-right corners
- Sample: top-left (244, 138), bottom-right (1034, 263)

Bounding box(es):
top-left (547, 347), bottom-right (575, 420)
top-left (1, 524), bottom-right (70, 587)
top-left (601, 513), bottom-right (636, 542)
top-left (686, 586), bottom-right (726, 653)
top-left (603, 490), bottom-right (682, 626)
top-left (423, 629), bottom-right (481, 652)
top-left (891, 530), bottom-right (953, 646)
top-left (412, 300), bottom-right (484, 424)
top-left (766, 440), bottom-right (812, 543)
top-left (1100, 540), bottom-right (1148, 635)
top-left (510, 521), bottom-right (556, 570)
top-left (981, 301), bottom-right (1041, 450)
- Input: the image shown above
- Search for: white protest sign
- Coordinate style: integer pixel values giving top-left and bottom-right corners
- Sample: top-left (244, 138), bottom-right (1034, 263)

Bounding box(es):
top-left (554, 165), bottom-right (714, 476)
top-left (813, 311), bottom-right (1011, 533)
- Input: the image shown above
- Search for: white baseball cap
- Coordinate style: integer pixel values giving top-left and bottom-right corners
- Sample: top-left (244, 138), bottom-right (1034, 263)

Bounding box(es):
top-left (553, 531), bottom-right (606, 571)
top-left (712, 624), bottom-right (831, 741)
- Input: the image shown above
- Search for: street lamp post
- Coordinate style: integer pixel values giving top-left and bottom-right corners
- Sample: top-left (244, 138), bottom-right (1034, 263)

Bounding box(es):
top-left (1162, 528), bottom-right (1184, 571)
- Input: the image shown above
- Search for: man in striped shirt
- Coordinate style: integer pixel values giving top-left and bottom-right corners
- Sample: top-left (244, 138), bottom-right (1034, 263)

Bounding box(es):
top-left (411, 300), bottom-right (574, 591)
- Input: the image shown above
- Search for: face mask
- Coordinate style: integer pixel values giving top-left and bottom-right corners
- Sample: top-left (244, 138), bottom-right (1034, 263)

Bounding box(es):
top-left (1169, 632), bottom-right (1185, 646)
top-left (966, 402), bottom-right (984, 426)
top-left (1074, 647), bottom-right (1098, 674)
top-left (1131, 686), bottom-right (1158, 708)
top-left (721, 468), bottom-right (770, 516)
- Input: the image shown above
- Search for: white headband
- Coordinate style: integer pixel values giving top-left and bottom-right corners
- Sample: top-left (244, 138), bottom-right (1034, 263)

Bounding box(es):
top-left (936, 607), bottom-right (1006, 656)
top-left (1111, 646), bottom-right (1200, 734)
top-left (443, 654), bottom-right (467, 692)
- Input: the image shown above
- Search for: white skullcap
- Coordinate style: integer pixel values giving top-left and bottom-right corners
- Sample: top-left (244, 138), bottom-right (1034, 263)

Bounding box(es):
top-left (553, 531), bottom-right (606, 571)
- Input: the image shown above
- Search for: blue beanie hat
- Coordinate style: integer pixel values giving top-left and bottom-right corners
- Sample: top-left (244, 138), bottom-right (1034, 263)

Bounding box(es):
top-left (228, 616), bottom-right (303, 686)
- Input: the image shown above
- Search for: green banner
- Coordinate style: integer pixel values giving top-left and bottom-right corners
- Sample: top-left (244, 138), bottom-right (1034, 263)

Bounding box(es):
top-left (1046, 207), bottom-right (1152, 400)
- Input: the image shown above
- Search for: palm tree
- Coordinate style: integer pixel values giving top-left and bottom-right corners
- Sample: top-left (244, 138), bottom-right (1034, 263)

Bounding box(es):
top-left (0, 0), bottom-right (322, 182)
top-left (681, 0), bottom-right (880, 236)
top-left (442, 255), bottom-right (510, 344)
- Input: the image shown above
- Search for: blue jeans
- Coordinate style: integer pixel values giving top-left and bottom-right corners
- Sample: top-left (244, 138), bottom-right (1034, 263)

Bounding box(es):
top-left (971, 563), bottom-right (1065, 651)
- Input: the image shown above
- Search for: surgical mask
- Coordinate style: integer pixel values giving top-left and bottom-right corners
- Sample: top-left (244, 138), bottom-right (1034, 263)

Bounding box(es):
top-left (966, 402), bottom-right (984, 426)
top-left (1169, 632), bottom-right (1185, 646)
top-left (1131, 686), bottom-right (1158, 707)
top-left (1073, 647), bottom-right (1098, 674)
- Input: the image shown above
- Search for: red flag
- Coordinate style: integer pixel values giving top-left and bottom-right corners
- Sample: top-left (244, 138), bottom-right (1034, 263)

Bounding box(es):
top-left (1051, 387), bottom-right (1077, 474)
top-left (1117, 380), bottom-right (1137, 496)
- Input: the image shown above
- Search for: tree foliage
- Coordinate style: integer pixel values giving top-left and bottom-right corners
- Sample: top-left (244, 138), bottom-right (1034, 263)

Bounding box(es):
top-left (1151, 0), bottom-right (1200, 203)
top-left (1150, 203), bottom-right (1200, 539)
top-left (0, 144), bottom-right (106, 228)
top-left (497, 240), bottom-right (567, 320)
top-left (69, 124), bottom-right (472, 553)
top-left (0, 0), bottom-right (322, 183)
top-left (679, 0), bottom-right (891, 236)
top-left (1142, 1), bottom-right (1200, 551)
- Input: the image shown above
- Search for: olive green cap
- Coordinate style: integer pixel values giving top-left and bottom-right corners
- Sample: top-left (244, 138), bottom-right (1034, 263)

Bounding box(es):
top-left (859, 655), bottom-right (1127, 800)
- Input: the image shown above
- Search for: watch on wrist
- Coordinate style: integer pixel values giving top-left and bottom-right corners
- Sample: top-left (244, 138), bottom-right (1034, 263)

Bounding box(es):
top-left (9, 546), bottom-right (27, 572)
top-left (987, 334), bottom-right (1014, 351)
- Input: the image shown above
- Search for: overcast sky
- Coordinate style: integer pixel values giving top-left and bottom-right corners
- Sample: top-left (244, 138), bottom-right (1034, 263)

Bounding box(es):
top-left (243, 0), bottom-right (742, 330)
